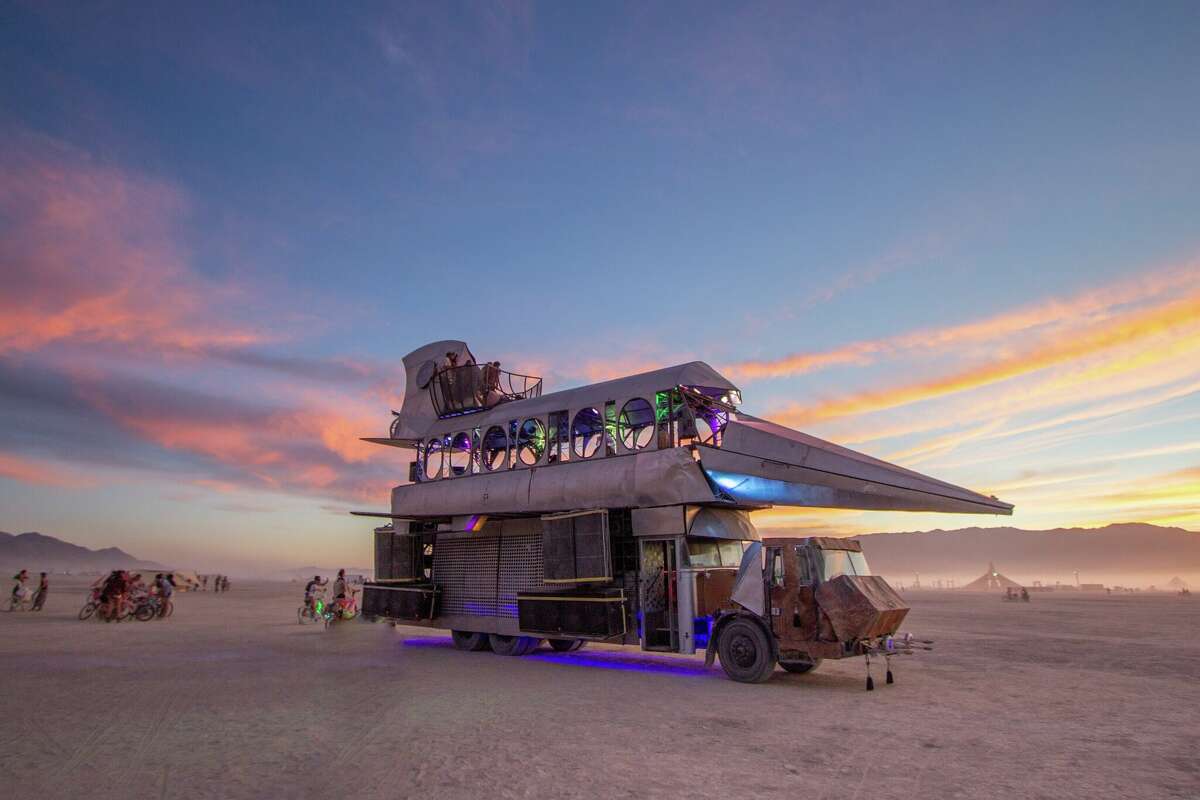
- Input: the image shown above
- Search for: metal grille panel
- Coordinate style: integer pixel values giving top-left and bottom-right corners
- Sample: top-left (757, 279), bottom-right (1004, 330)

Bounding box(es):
top-left (434, 537), bottom-right (499, 617)
top-left (497, 533), bottom-right (550, 618)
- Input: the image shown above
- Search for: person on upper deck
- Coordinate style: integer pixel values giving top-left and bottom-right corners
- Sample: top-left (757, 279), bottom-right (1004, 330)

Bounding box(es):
top-left (482, 360), bottom-right (503, 405)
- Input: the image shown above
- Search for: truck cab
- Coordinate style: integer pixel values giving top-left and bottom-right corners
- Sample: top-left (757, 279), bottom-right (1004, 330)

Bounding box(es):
top-left (706, 537), bottom-right (909, 682)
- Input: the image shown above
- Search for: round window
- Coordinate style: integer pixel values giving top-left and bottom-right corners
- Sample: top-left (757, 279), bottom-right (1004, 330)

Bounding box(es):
top-left (618, 398), bottom-right (655, 450)
top-left (449, 432), bottom-right (472, 476)
top-left (481, 425), bottom-right (508, 471)
top-left (424, 437), bottom-right (444, 480)
top-left (693, 406), bottom-right (729, 445)
top-left (516, 418), bottom-right (546, 466)
top-left (571, 408), bottom-right (603, 458)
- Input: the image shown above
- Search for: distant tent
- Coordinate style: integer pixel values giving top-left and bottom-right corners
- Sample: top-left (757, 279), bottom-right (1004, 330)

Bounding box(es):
top-left (169, 570), bottom-right (202, 591)
top-left (1166, 576), bottom-right (1189, 590)
top-left (962, 562), bottom-right (1022, 591)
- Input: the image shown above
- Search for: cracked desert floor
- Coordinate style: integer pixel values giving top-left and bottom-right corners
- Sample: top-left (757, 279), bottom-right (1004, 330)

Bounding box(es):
top-left (1, 578), bottom-right (1196, 799)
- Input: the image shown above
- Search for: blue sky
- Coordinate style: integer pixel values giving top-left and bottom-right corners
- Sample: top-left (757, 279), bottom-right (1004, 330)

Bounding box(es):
top-left (2, 2), bottom-right (1198, 570)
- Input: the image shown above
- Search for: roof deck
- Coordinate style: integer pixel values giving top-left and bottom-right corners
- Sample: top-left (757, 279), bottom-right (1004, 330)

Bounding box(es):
top-left (426, 362), bottom-right (543, 418)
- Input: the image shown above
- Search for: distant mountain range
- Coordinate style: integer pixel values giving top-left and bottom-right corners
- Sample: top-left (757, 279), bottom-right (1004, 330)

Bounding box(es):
top-left (849, 523), bottom-right (1199, 587)
top-left (0, 531), bottom-right (164, 574)
top-left (6, 523), bottom-right (1197, 587)
top-left (274, 566), bottom-right (374, 582)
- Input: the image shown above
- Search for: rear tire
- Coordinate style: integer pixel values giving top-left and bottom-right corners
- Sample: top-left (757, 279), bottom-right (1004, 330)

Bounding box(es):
top-left (451, 630), bottom-right (491, 651)
top-left (779, 657), bottom-right (823, 674)
top-left (716, 619), bottom-right (776, 683)
top-left (548, 638), bottom-right (585, 652)
top-left (489, 634), bottom-right (540, 656)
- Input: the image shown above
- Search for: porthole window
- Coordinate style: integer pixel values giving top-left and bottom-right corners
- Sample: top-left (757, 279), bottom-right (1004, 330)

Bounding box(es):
top-left (424, 437), bottom-right (444, 480)
top-left (449, 432), bottom-right (472, 476)
top-left (571, 408), bottom-right (603, 459)
top-left (481, 425), bottom-right (508, 471)
top-left (517, 418), bottom-right (546, 466)
top-left (618, 398), bottom-right (655, 451)
top-left (692, 405), bottom-right (729, 446)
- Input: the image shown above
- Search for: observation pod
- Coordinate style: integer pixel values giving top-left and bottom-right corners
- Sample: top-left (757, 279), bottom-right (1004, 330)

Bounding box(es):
top-left (356, 340), bottom-right (1010, 685)
top-left (364, 339), bottom-right (1011, 518)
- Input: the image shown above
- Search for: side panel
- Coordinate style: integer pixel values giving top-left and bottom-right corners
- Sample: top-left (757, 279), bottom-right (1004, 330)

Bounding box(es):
top-left (392, 447), bottom-right (718, 517)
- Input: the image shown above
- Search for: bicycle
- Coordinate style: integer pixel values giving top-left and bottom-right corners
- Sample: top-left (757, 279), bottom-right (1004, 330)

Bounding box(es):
top-left (298, 596), bottom-right (326, 624)
top-left (8, 586), bottom-right (33, 612)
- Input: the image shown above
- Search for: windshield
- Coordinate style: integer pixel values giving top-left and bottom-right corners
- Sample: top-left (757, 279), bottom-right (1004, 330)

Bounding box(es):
top-left (686, 538), bottom-right (749, 568)
top-left (821, 549), bottom-right (871, 579)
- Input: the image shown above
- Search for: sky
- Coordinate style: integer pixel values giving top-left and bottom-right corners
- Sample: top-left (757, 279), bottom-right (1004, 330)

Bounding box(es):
top-left (1, 1), bottom-right (1198, 572)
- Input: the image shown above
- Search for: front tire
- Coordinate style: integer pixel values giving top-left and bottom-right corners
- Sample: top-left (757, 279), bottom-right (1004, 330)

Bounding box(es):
top-left (716, 619), bottom-right (776, 683)
top-left (79, 603), bottom-right (98, 621)
top-left (779, 657), bottom-right (823, 674)
top-left (548, 638), bottom-right (585, 652)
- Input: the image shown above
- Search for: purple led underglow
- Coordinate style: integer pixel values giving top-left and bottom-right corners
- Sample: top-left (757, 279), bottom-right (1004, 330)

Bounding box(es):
top-left (398, 635), bottom-right (714, 678)
top-left (400, 635), bottom-right (454, 648)
top-left (528, 650), bottom-right (712, 677)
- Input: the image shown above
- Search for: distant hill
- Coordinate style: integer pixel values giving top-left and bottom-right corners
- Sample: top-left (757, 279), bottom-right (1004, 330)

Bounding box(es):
top-left (273, 566), bottom-right (374, 582)
top-left (845, 523), bottom-right (1200, 587)
top-left (0, 531), bottom-right (164, 574)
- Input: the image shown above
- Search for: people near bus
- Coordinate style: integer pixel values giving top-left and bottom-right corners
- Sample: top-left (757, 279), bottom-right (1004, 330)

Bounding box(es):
top-left (11, 569), bottom-right (29, 605)
top-left (1020, 587), bottom-right (1030, 602)
top-left (155, 573), bottom-right (174, 614)
top-left (32, 572), bottom-right (48, 611)
top-left (332, 569), bottom-right (348, 600)
top-left (213, 574), bottom-right (222, 594)
top-left (202, 574), bottom-right (209, 591)
top-left (304, 575), bottom-right (326, 614)
top-left (99, 570), bottom-right (129, 620)
top-left (221, 576), bottom-right (230, 592)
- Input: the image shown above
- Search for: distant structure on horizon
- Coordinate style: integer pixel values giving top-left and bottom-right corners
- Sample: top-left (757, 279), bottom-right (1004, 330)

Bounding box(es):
top-left (962, 561), bottom-right (1022, 591)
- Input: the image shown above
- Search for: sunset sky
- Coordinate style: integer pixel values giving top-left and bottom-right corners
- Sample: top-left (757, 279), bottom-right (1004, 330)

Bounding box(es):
top-left (2, 3), bottom-right (1198, 571)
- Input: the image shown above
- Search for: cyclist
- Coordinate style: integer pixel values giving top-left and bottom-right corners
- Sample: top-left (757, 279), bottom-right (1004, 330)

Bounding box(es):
top-left (31, 572), bottom-right (49, 611)
top-left (155, 573), bottom-right (175, 616)
top-left (99, 570), bottom-right (129, 621)
top-left (304, 575), bottom-right (327, 617)
top-left (330, 569), bottom-right (357, 618)
top-left (10, 569), bottom-right (29, 608)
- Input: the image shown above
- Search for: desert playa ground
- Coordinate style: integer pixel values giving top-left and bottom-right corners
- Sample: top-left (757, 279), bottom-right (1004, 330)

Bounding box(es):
top-left (0, 579), bottom-right (1196, 799)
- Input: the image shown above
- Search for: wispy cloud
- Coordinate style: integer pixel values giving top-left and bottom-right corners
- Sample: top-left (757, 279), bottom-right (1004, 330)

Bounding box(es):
top-left (729, 259), bottom-right (1200, 381)
top-left (0, 132), bottom-right (402, 505)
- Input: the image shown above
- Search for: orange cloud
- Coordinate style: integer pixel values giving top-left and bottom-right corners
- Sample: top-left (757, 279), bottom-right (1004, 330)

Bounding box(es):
top-left (727, 259), bottom-right (1200, 380)
top-left (772, 289), bottom-right (1200, 426)
top-left (0, 133), bottom-right (263, 357)
top-left (0, 453), bottom-right (89, 487)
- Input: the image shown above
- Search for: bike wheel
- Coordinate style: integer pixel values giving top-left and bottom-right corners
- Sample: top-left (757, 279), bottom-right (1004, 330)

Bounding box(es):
top-left (78, 602), bottom-right (98, 621)
top-left (135, 603), bottom-right (156, 622)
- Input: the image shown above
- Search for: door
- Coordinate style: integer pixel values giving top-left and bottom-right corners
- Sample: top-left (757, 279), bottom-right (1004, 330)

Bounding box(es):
top-left (638, 538), bottom-right (678, 651)
top-left (769, 544), bottom-right (819, 646)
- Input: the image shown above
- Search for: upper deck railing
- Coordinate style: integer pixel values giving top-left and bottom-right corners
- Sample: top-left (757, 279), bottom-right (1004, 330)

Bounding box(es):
top-left (428, 363), bottom-right (543, 418)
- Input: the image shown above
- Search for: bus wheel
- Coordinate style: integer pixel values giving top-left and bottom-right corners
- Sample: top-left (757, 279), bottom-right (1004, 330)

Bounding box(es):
top-left (489, 634), bottom-right (539, 656)
top-left (548, 638), bottom-right (585, 652)
top-left (451, 630), bottom-right (491, 651)
top-left (780, 657), bottom-right (823, 674)
top-left (717, 619), bottom-right (776, 683)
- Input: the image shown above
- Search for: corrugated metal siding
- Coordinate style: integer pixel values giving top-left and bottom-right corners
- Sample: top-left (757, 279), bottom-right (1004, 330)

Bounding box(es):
top-left (434, 533), bottom-right (551, 619)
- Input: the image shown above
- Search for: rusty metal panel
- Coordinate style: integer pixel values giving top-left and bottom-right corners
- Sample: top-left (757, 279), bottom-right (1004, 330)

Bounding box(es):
top-left (814, 575), bottom-right (909, 641)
